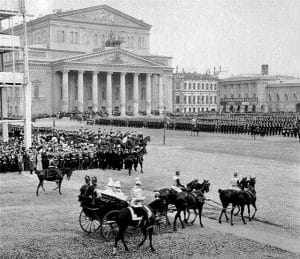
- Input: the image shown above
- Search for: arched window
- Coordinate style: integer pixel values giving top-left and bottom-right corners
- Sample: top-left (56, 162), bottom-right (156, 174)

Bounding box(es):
top-left (285, 93), bottom-right (288, 101)
top-left (138, 37), bottom-right (141, 48)
top-left (277, 93), bottom-right (280, 101)
top-left (61, 30), bottom-right (65, 42)
top-left (70, 31), bottom-right (74, 43)
top-left (34, 85), bottom-right (39, 98)
top-left (197, 96), bottom-right (200, 104)
top-left (214, 96), bottom-right (217, 104)
top-left (94, 34), bottom-right (98, 45)
top-left (268, 94), bottom-right (272, 101)
top-left (209, 96), bottom-right (212, 104)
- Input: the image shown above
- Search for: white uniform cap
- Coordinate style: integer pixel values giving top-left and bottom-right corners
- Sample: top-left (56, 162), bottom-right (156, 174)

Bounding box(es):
top-left (114, 181), bottom-right (121, 188)
top-left (107, 178), bottom-right (114, 187)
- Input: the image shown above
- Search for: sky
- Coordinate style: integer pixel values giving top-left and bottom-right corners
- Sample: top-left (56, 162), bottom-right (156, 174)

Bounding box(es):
top-left (20, 0), bottom-right (300, 77)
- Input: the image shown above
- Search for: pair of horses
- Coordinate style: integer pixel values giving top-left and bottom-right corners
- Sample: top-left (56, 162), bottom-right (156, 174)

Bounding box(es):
top-left (157, 179), bottom-right (211, 231)
top-left (218, 177), bottom-right (257, 225)
top-left (35, 167), bottom-right (73, 196)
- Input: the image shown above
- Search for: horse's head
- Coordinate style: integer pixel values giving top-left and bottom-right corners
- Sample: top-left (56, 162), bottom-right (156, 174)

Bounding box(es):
top-left (239, 177), bottom-right (249, 190)
top-left (249, 177), bottom-right (256, 188)
top-left (201, 180), bottom-right (210, 193)
top-left (144, 136), bottom-right (151, 143)
top-left (62, 168), bottom-right (73, 180)
top-left (186, 179), bottom-right (199, 192)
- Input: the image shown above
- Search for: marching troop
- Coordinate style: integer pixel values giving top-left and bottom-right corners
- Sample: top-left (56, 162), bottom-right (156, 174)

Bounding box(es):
top-left (0, 127), bottom-right (147, 173)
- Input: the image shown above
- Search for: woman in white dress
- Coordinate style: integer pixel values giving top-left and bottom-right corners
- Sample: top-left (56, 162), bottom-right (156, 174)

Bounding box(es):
top-left (36, 151), bottom-right (43, 171)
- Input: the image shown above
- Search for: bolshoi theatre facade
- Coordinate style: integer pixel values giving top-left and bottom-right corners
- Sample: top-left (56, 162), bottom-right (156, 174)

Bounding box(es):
top-left (3, 4), bottom-right (173, 116)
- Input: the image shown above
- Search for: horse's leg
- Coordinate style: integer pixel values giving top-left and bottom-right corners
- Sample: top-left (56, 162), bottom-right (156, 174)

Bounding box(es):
top-left (138, 223), bottom-right (147, 247)
top-left (190, 208), bottom-right (198, 225)
top-left (53, 180), bottom-right (59, 190)
top-left (119, 226), bottom-right (129, 252)
top-left (58, 180), bottom-right (62, 195)
top-left (41, 182), bottom-right (46, 192)
top-left (113, 229), bottom-right (121, 255)
top-left (240, 205), bottom-right (246, 224)
top-left (230, 207), bottom-right (235, 226)
top-left (148, 226), bottom-right (155, 252)
top-left (178, 210), bottom-right (185, 229)
top-left (223, 206), bottom-right (229, 221)
top-left (247, 204), bottom-right (251, 221)
top-left (36, 182), bottom-right (41, 196)
top-left (234, 206), bottom-right (240, 216)
top-left (140, 161), bottom-right (143, 173)
top-left (198, 204), bottom-right (204, 227)
top-left (173, 211), bottom-right (178, 231)
top-left (251, 202), bottom-right (257, 219)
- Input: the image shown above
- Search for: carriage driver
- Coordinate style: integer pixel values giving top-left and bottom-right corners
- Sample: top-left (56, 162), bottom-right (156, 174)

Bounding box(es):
top-left (230, 172), bottom-right (240, 190)
top-left (130, 178), bottom-right (146, 207)
top-left (171, 171), bottom-right (185, 192)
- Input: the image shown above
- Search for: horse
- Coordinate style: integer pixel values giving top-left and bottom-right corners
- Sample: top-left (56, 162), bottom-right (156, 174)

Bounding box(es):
top-left (218, 176), bottom-right (256, 226)
top-left (35, 167), bottom-right (73, 196)
top-left (112, 198), bottom-right (167, 256)
top-left (158, 179), bottom-right (210, 231)
top-left (124, 154), bottom-right (137, 176)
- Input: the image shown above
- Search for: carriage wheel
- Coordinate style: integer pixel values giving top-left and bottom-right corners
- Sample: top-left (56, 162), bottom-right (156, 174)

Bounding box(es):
top-left (79, 209), bottom-right (101, 233)
top-left (101, 210), bottom-right (120, 241)
top-left (155, 213), bottom-right (169, 233)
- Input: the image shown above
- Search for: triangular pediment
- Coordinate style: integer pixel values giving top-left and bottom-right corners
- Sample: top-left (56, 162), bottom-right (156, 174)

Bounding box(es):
top-left (62, 48), bottom-right (163, 67)
top-left (53, 5), bottom-right (151, 29)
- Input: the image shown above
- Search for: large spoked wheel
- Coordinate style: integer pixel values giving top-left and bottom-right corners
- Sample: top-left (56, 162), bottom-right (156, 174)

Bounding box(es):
top-left (101, 210), bottom-right (120, 241)
top-left (79, 208), bottom-right (101, 233)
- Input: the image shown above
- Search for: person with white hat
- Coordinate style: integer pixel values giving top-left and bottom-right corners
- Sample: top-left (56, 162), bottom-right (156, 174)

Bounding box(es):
top-left (230, 172), bottom-right (240, 190)
top-left (171, 171), bottom-right (185, 192)
top-left (130, 178), bottom-right (145, 207)
top-left (113, 181), bottom-right (127, 201)
top-left (102, 178), bottom-right (115, 196)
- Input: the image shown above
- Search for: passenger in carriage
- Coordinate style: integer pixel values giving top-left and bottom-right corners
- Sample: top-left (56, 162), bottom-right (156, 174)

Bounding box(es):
top-left (86, 176), bottom-right (98, 198)
top-left (80, 175), bottom-right (91, 196)
top-left (113, 181), bottom-right (128, 201)
top-left (101, 178), bottom-right (115, 196)
top-left (171, 170), bottom-right (185, 192)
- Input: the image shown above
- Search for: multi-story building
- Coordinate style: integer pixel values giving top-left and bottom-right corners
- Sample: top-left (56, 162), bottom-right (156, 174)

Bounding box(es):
top-left (3, 4), bottom-right (173, 117)
top-left (0, 0), bottom-right (24, 141)
top-left (173, 70), bottom-right (218, 114)
top-left (265, 79), bottom-right (300, 112)
top-left (218, 65), bottom-right (296, 113)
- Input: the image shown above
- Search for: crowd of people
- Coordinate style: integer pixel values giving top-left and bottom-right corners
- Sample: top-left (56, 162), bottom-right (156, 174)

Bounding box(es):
top-left (0, 127), bottom-right (147, 173)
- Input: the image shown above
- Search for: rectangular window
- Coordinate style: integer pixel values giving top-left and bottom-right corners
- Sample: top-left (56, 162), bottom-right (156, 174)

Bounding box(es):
top-left (176, 81), bottom-right (180, 89)
top-left (188, 96), bottom-right (191, 104)
top-left (193, 96), bottom-right (196, 104)
top-left (202, 96), bottom-right (205, 103)
top-left (206, 83), bottom-right (208, 90)
top-left (202, 83), bottom-right (204, 90)
top-left (75, 32), bottom-right (79, 43)
top-left (193, 83), bottom-right (196, 90)
top-left (184, 83), bottom-right (187, 89)
top-left (189, 83), bottom-right (191, 90)
top-left (176, 96), bottom-right (180, 104)
top-left (184, 96), bottom-right (187, 104)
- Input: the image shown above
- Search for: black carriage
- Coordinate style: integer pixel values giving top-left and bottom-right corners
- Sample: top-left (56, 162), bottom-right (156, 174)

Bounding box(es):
top-left (78, 193), bottom-right (128, 241)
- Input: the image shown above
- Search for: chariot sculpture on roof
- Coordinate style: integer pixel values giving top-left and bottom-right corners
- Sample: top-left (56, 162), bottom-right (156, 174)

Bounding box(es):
top-left (105, 31), bottom-right (124, 47)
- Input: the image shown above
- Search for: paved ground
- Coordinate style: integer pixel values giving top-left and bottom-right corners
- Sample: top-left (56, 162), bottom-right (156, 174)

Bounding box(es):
top-left (0, 118), bottom-right (299, 258)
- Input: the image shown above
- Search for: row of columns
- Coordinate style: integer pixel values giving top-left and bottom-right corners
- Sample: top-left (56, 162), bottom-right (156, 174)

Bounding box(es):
top-left (61, 70), bottom-right (164, 116)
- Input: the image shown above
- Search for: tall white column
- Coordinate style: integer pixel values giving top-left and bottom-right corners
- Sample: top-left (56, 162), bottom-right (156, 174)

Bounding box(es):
top-left (92, 71), bottom-right (98, 112)
top-left (106, 72), bottom-right (112, 115)
top-left (120, 72), bottom-right (126, 116)
top-left (62, 70), bottom-right (69, 112)
top-left (133, 73), bottom-right (139, 116)
top-left (78, 70), bottom-right (84, 112)
top-left (158, 74), bottom-right (164, 114)
top-left (146, 73), bottom-right (152, 115)
top-left (1, 88), bottom-right (8, 142)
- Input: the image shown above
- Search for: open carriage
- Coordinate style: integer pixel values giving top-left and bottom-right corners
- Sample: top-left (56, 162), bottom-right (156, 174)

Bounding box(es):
top-left (78, 193), bottom-right (128, 241)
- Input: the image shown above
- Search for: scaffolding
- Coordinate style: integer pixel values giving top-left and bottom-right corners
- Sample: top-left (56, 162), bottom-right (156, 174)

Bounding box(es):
top-left (0, 0), bottom-right (31, 148)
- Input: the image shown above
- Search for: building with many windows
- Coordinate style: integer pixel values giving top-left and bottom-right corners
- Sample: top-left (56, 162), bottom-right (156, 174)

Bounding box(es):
top-left (218, 65), bottom-right (296, 113)
top-left (3, 4), bottom-right (173, 116)
top-left (266, 79), bottom-right (300, 112)
top-left (173, 70), bottom-right (218, 113)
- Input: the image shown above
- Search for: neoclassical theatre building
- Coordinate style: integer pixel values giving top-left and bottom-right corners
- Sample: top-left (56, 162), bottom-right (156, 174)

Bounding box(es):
top-left (4, 5), bottom-right (173, 116)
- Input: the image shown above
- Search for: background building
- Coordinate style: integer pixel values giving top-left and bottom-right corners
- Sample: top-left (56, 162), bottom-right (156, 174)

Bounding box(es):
top-left (218, 65), bottom-right (297, 113)
top-left (266, 79), bottom-right (300, 112)
top-left (3, 4), bottom-right (173, 116)
top-left (0, 0), bottom-right (24, 142)
top-left (173, 69), bottom-right (218, 114)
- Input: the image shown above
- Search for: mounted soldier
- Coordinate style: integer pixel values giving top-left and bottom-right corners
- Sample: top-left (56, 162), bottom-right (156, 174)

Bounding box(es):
top-left (171, 171), bottom-right (185, 192)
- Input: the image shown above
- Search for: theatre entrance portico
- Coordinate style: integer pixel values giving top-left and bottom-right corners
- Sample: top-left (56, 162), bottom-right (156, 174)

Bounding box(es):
top-left (52, 47), bottom-right (172, 116)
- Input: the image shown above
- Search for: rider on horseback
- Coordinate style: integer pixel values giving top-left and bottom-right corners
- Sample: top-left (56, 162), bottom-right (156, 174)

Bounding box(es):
top-left (230, 172), bottom-right (240, 190)
top-left (171, 171), bottom-right (185, 192)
